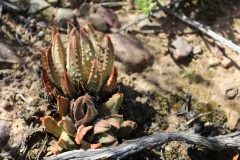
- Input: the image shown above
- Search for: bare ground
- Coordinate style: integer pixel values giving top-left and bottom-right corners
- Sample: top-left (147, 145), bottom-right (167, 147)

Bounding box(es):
top-left (0, 0), bottom-right (240, 159)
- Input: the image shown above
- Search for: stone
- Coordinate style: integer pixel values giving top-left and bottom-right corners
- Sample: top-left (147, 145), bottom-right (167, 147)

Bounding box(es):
top-left (0, 100), bottom-right (12, 110)
top-left (88, 14), bottom-right (108, 32)
top-left (74, 3), bottom-right (90, 17)
top-left (221, 57), bottom-right (232, 68)
top-left (29, 0), bottom-right (50, 14)
top-left (96, 6), bottom-right (120, 28)
top-left (102, 34), bottom-right (153, 72)
top-left (0, 120), bottom-right (10, 150)
top-left (55, 8), bottom-right (74, 29)
top-left (0, 42), bottom-right (20, 69)
top-left (227, 110), bottom-right (240, 130)
top-left (64, 0), bottom-right (84, 9)
top-left (169, 37), bottom-right (192, 61)
top-left (37, 31), bottom-right (45, 38)
top-left (193, 45), bottom-right (202, 54)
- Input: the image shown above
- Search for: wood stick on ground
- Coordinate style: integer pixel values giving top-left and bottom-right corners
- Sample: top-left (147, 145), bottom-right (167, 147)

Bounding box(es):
top-left (156, 0), bottom-right (240, 53)
top-left (44, 131), bottom-right (240, 160)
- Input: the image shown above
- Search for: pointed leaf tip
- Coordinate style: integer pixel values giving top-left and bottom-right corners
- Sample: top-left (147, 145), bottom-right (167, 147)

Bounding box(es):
top-left (40, 116), bottom-right (62, 138)
top-left (75, 125), bottom-right (93, 144)
top-left (57, 96), bottom-right (70, 117)
top-left (61, 71), bottom-right (77, 98)
top-left (100, 93), bottom-right (123, 115)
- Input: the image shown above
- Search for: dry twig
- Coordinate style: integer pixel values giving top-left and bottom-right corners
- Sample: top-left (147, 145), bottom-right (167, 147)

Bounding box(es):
top-left (45, 131), bottom-right (240, 160)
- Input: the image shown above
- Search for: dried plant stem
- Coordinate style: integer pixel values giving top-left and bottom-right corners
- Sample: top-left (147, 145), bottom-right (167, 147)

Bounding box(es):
top-left (45, 131), bottom-right (240, 160)
top-left (156, 0), bottom-right (240, 53)
top-left (15, 26), bottom-right (23, 46)
top-left (16, 94), bottom-right (31, 105)
top-left (185, 112), bottom-right (212, 125)
top-left (0, 74), bottom-right (14, 83)
top-left (115, 15), bottom-right (148, 33)
top-left (99, 2), bottom-right (129, 7)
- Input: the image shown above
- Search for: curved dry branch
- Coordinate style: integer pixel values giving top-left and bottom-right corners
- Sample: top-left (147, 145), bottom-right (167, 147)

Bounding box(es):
top-left (44, 131), bottom-right (240, 160)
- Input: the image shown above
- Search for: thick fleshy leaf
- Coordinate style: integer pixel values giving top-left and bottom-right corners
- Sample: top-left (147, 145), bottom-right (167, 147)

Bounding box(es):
top-left (41, 50), bottom-right (48, 71)
top-left (51, 25), bottom-right (58, 42)
top-left (105, 114), bottom-right (123, 133)
top-left (78, 80), bottom-right (87, 93)
top-left (80, 28), bottom-right (95, 74)
top-left (57, 96), bottom-right (70, 117)
top-left (75, 125), bottom-right (93, 144)
top-left (67, 22), bottom-right (75, 35)
top-left (100, 93), bottom-right (123, 115)
top-left (114, 120), bottom-right (137, 138)
top-left (101, 34), bottom-right (114, 83)
top-left (57, 115), bottom-right (76, 136)
top-left (66, 35), bottom-right (82, 88)
top-left (107, 118), bottom-right (121, 130)
top-left (40, 116), bottom-right (62, 138)
top-left (91, 143), bottom-right (102, 149)
top-left (69, 99), bottom-right (75, 120)
top-left (73, 96), bottom-right (85, 122)
top-left (52, 33), bottom-right (66, 74)
top-left (61, 71), bottom-right (77, 98)
top-left (44, 47), bottom-right (61, 88)
top-left (86, 57), bottom-right (102, 94)
top-left (93, 120), bottom-right (111, 134)
top-left (74, 94), bottom-right (98, 127)
top-left (75, 103), bottom-right (98, 127)
top-left (41, 69), bottom-right (55, 97)
top-left (107, 114), bottom-right (123, 126)
top-left (58, 131), bottom-right (79, 150)
top-left (87, 24), bottom-right (101, 57)
top-left (93, 132), bottom-right (116, 144)
top-left (102, 66), bottom-right (118, 92)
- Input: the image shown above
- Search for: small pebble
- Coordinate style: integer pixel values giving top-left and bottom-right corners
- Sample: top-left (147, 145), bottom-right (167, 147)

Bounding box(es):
top-left (169, 37), bottom-right (192, 61)
top-left (36, 21), bottom-right (48, 28)
top-left (221, 57), bottom-right (232, 68)
top-left (208, 57), bottom-right (220, 67)
top-left (193, 45), bottom-right (202, 54)
top-left (37, 31), bottom-right (45, 38)
top-left (0, 100), bottom-right (12, 110)
top-left (89, 13), bottom-right (108, 32)
top-left (150, 122), bottom-right (157, 129)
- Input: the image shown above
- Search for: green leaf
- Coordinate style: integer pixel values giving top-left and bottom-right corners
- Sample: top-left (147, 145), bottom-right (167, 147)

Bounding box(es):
top-left (94, 132), bottom-right (116, 144)
top-left (57, 115), bottom-right (76, 137)
top-left (114, 120), bottom-right (137, 138)
top-left (40, 116), bottom-right (63, 138)
top-left (100, 93), bottom-right (123, 115)
top-left (181, 68), bottom-right (195, 78)
top-left (137, 0), bottom-right (157, 15)
top-left (58, 131), bottom-right (79, 150)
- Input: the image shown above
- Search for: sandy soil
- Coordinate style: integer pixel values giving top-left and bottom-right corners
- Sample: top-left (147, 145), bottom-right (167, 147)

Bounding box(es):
top-left (0, 0), bottom-right (240, 159)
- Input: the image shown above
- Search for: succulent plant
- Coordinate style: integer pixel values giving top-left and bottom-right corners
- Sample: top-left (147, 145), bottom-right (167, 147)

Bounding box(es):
top-left (40, 23), bottom-right (136, 154)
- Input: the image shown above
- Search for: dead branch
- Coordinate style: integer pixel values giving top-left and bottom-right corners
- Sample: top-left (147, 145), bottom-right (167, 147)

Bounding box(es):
top-left (44, 131), bottom-right (240, 160)
top-left (156, 0), bottom-right (240, 53)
